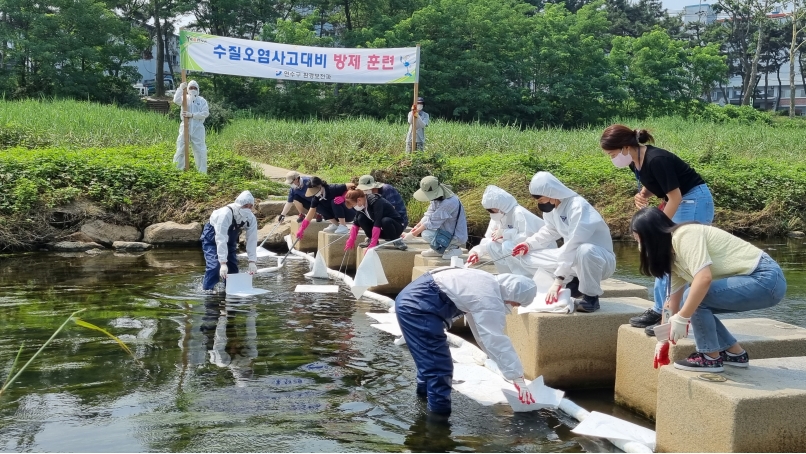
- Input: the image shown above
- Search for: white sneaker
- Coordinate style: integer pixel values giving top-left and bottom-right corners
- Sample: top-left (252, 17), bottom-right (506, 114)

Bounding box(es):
top-left (442, 248), bottom-right (462, 260)
top-left (421, 249), bottom-right (442, 257)
top-left (334, 225), bottom-right (350, 234)
top-left (323, 224), bottom-right (338, 233)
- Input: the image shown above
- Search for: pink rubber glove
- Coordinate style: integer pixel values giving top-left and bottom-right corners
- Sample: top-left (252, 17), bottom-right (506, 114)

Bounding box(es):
top-left (296, 219), bottom-right (310, 239)
top-left (333, 192), bottom-right (347, 204)
top-left (512, 242), bottom-right (529, 256)
top-left (367, 227), bottom-right (382, 248)
top-left (344, 224), bottom-right (360, 251)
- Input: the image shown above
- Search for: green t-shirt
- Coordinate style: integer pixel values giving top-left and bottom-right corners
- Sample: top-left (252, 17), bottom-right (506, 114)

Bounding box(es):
top-left (670, 224), bottom-right (763, 293)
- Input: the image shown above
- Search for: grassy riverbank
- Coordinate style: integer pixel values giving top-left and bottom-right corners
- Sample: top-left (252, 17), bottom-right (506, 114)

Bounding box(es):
top-left (0, 100), bottom-right (286, 250)
top-left (217, 114), bottom-right (806, 238)
top-left (2, 99), bottom-right (804, 249)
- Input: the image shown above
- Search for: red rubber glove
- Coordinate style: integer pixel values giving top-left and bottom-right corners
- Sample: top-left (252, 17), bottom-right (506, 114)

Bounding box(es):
top-left (512, 242), bottom-right (529, 257)
top-left (367, 227), bottom-right (382, 248)
top-left (333, 192), bottom-right (346, 204)
top-left (513, 377), bottom-right (535, 404)
top-left (344, 224), bottom-right (360, 251)
top-left (296, 219), bottom-right (310, 239)
top-left (467, 252), bottom-right (479, 265)
top-left (653, 341), bottom-right (670, 369)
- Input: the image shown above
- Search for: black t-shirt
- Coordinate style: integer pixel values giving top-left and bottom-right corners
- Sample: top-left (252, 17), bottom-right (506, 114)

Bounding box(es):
top-left (629, 145), bottom-right (705, 201)
top-left (310, 183), bottom-right (349, 209)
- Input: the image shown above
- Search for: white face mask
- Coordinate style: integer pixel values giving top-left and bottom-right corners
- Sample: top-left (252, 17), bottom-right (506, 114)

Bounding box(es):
top-left (363, 189), bottom-right (373, 196)
top-left (611, 149), bottom-right (632, 168)
top-left (290, 182), bottom-right (300, 189)
top-left (417, 104), bottom-right (423, 111)
top-left (490, 212), bottom-right (505, 222)
top-left (354, 204), bottom-right (365, 211)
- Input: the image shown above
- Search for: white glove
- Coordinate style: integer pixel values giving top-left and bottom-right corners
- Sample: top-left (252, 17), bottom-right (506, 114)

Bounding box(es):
top-left (179, 82), bottom-right (187, 91)
top-left (219, 263), bottom-right (228, 280)
top-left (402, 232), bottom-right (415, 241)
top-left (545, 277), bottom-right (563, 304)
top-left (248, 262), bottom-right (257, 275)
top-left (513, 377), bottom-right (535, 404)
top-left (669, 313), bottom-right (690, 344)
top-left (183, 111), bottom-right (193, 118)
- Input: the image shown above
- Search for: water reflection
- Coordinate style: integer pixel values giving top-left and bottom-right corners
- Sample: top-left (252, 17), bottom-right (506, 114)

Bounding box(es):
top-left (1, 242), bottom-right (804, 452)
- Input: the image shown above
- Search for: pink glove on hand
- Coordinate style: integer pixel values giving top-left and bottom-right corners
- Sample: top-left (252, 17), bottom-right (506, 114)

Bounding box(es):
top-left (296, 219), bottom-right (310, 239)
top-left (367, 227), bottom-right (382, 248)
top-left (467, 253), bottom-right (479, 265)
top-left (333, 192), bottom-right (346, 204)
top-left (344, 224), bottom-right (360, 250)
top-left (512, 242), bottom-right (529, 257)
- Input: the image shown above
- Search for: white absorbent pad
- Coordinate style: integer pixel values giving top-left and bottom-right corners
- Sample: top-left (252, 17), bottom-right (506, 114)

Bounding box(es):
top-left (225, 273), bottom-right (269, 297)
top-left (501, 376), bottom-right (564, 412)
top-left (351, 248), bottom-right (388, 299)
top-left (571, 411), bottom-right (656, 450)
top-left (294, 284), bottom-right (339, 293)
top-left (304, 253), bottom-right (330, 279)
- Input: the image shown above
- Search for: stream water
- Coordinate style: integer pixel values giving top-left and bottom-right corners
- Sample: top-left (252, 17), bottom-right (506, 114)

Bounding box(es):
top-left (0, 238), bottom-right (804, 452)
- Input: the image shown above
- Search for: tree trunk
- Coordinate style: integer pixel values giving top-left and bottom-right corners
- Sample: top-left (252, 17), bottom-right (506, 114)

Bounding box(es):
top-left (153, 0), bottom-right (164, 97)
top-left (790, 40), bottom-right (797, 117)
top-left (164, 25), bottom-right (175, 86)
top-left (775, 64), bottom-right (782, 111)
top-left (742, 24), bottom-right (764, 106)
top-left (343, 0), bottom-right (352, 31)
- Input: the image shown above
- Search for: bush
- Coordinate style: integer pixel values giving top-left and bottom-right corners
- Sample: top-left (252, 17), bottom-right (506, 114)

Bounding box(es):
top-left (695, 104), bottom-right (773, 125)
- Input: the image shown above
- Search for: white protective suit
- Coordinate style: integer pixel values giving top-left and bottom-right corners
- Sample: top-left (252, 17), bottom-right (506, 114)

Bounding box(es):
top-left (432, 269), bottom-right (536, 380)
top-left (209, 190), bottom-right (259, 263)
top-left (173, 80), bottom-right (210, 174)
top-left (469, 185), bottom-right (555, 276)
top-left (524, 172), bottom-right (616, 297)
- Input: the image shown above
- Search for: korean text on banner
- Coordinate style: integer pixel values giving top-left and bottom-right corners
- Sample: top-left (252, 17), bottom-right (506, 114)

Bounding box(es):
top-left (180, 30), bottom-right (419, 84)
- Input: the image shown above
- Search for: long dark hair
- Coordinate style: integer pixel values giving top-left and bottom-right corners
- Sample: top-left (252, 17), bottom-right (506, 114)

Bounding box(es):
top-left (600, 124), bottom-right (655, 150)
top-left (310, 176), bottom-right (328, 187)
top-left (630, 207), bottom-right (677, 279)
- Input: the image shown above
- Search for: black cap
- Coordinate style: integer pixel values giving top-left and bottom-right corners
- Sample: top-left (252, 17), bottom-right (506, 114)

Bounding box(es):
top-left (417, 97), bottom-right (424, 103)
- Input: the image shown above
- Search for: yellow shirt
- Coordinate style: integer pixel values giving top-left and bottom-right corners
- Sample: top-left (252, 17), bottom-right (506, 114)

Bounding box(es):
top-left (670, 224), bottom-right (763, 293)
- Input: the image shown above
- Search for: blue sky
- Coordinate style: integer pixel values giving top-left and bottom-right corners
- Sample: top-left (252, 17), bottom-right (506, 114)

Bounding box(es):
top-left (662, 0), bottom-right (712, 14)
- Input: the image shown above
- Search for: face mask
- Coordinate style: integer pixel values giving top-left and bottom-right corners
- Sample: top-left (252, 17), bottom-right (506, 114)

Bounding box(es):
top-left (490, 212), bottom-right (505, 222)
top-left (611, 150), bottom-right (632, 168)
top-left (290, 182), bottom-right (300, 189)
top-left (354, 204), bottom-right (365, 211)
top-left (417, 104), bottom-right (423, 111)
top-left (538, 202), bottom-right (555, 213)
top-left (363, 190), bottom-right (373, 196)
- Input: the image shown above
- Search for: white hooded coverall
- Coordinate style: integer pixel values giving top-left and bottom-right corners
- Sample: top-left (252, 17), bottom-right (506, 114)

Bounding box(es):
top-left (173, 81), bottom-right (210, 173)
top-left (524, 172), bottom-right (616, 297)
top-left (469, 185), bottom-right (555, 276)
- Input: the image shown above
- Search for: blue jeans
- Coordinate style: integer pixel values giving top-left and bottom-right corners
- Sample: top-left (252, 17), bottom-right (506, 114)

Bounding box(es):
top-left (653, 184), bottom-right (714, 313)
top-left (687, 253), bottom-right (786, 353)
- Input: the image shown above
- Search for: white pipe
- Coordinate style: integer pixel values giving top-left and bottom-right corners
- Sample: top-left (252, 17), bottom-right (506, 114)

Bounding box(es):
top-left (289, 248), bottom-right (653, 453)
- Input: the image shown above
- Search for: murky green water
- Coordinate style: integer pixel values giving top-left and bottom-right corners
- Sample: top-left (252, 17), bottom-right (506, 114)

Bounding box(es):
top-left (0, 240), bottom-right (804, 452)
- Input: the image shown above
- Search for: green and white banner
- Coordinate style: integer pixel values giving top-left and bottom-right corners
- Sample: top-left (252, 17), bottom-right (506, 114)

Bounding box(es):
top-left (180, 30), bottom-right (419, 84)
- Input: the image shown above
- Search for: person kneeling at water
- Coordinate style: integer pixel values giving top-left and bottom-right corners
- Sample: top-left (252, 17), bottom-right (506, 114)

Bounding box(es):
top-left (395, 269), bottom-right (538, 416)
top-left (467, 185), bottom-right (554, 276)
top-left (200, 191), bottom-right (258, 292)
top-left (404, 176), bottom-right (468, 260)
top-left (631, 207), bottom-right (786, 372)
top-left (342, 190), bottom-right (408, 251)
top-left (513, 172), bottom-right (616, 312)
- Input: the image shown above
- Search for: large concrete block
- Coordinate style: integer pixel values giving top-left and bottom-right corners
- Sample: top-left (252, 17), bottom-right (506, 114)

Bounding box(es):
top-left (257, 200), bottom-right (296, 217)
top-left (412, 252), bottom-right (469, 267)
top-left (615, 318), bottom-right (806, 420)
top-left (504, 297), bottom-right (653, 388)
top-left (318, 229), bottom-right (365, 271)
top-left (656, 356), bottom-right (806, 452)
top-left (599, 279), bottom-right (648, 299)
top-left (289, 219), bottom-right (331, 252)
top-left (356, 242), bottom-right (432, 294)
top-left (411, 265), bottom-right (499, 280)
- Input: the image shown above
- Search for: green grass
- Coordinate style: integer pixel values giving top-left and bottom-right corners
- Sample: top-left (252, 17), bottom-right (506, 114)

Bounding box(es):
top-left (2, 99), bottom-right (805, 249)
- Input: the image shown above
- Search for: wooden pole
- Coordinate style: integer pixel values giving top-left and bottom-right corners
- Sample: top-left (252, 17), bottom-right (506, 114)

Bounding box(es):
top-left (181, 69), bottom-right (190, 171)
top-left (411, 82), bottom-right (418, 153)
top-left (410, 43), bottom-right (420, 153)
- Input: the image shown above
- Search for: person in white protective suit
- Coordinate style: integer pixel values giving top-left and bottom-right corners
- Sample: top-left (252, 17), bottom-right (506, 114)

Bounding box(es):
top-left (512, 172), bottom-right (616, 312)
top-left (466, 185), bottom-right (555, 276)
top-left (200, 191), bottom-right (259, 292)
top-left (173, 80), bottom-right (210, 173)
top-left (395, 269), bottom-right (538, 416)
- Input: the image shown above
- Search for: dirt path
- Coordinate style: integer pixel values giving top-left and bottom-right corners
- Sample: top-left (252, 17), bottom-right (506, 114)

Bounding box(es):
top-left (250, 161), bottom-right (292, 182)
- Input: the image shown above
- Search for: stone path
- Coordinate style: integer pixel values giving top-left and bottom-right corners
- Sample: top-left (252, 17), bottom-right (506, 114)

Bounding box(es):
top-left (251, 161), bottom-right (292, 182)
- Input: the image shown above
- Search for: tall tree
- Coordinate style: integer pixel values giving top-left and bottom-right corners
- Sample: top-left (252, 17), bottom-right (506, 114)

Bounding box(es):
top-left (788, 0), bottom-right (806, 116)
